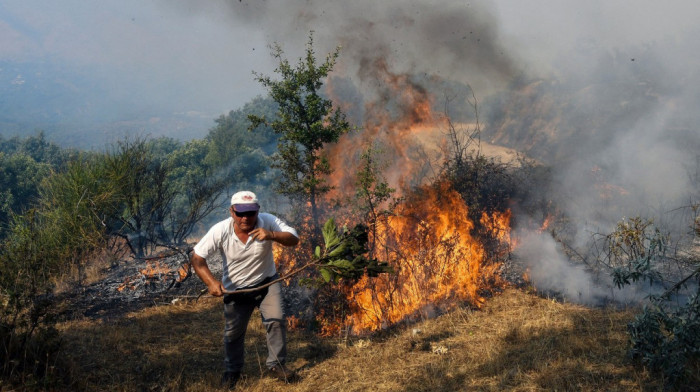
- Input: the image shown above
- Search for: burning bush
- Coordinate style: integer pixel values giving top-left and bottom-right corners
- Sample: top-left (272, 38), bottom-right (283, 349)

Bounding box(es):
top-left (290, 180), bottom-right (511, 336)
top-left (231, 31), bottom-right (527, 338)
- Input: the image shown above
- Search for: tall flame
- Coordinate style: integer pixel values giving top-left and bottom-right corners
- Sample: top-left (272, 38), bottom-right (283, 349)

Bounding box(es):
top-left (286, 63), bottom-right (514, 334)
top-left (326, 59), bottom-right (448, 196)
top-left (339, 181), bottom-right (508, 334)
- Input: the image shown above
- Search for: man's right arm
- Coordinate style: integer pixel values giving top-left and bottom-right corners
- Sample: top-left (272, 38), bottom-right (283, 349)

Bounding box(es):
top-left (191, 253), bottom-right (223, 297)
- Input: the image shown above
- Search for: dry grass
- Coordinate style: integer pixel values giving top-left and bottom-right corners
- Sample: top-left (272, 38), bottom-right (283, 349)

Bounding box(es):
top-left (52, 246), bottom-right (127, 294)
top-left (58, 288), bottom-right (668, 391)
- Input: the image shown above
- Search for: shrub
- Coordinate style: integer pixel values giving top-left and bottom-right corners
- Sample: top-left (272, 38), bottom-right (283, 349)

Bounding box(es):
top-left (0, 211), bottom-right (69, 389)
top-left (609, 216), bottom-right (700, 388)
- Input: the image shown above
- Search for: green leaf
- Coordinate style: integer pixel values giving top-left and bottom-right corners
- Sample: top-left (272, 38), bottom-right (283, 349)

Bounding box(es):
top-left (320, 267), bottom-right (333, 283)
top-left (328, 259), bottom-right (353, 270)
top-left (327, 243), bottom-right (346, 258)
top-left (314, 246), bottom-right (321, 258)
top-left (322, 218), bottom-right (339, 248)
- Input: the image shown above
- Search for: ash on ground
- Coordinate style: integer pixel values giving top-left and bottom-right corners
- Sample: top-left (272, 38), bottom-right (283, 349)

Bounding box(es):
top-left (58, 248), bottom-right (312, 322)
top-left (58, 248), bottom-right (201, 320)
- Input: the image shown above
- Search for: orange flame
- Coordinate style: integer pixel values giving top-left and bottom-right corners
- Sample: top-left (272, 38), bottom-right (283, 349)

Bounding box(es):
top-left (538, 214), bottom-right (553, 233)
top-left (326, 60), bottom-right (448, 197)
top-left (139, 260), bottom-right (171, 280)
top-left (339, 181), bottom-right (507, 334)
top-left (117, 277), bottom-right (135, 292)
top-left (480, 210), bottom-right (512, 245)
top-left (283, 62), bottom-right (515, 335)
top-left (591, 165), bottom-right (629, 200)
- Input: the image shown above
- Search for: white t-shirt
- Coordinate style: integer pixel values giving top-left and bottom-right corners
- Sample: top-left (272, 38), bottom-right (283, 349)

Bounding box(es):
top-left (193, 213), bottom-right (298, 290)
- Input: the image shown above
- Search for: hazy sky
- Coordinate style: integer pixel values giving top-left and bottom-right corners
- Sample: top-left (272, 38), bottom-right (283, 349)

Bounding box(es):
top-left (1, 1), bottom-right (272, 116)
top-left (2, 0), bottom-right (698, 118)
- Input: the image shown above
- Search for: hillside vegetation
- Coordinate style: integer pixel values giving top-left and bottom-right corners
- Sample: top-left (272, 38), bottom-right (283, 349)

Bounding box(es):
top-left (3, 37), bottom-right (699, 391)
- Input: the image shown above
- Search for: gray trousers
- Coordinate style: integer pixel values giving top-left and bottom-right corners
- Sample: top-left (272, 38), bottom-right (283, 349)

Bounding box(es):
top-left (223, 280), bottom-right (287, 373)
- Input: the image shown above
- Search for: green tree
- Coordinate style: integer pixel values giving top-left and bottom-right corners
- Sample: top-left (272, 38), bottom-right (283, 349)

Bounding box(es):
top-left (1, 153), bottom-right (117, 388)
top-left (0, 210), bottom-right (66, 388)
top-left (103, 136), bottom-right (229, 255)
top-left (165, 138), bottom-right (228, 245)
top-left (0, 153), bottom-right (51, 238)
top-left (205, 96), bottom-right (278, 192)
top-left (0, 131), bottom-right (73, 168)
top-left (607, 215), bottom-right (700, 388)
top-left (103, 137), bottom-right (160, 256)
top-left (249, 33), bottom-right (350, 239)
top-left (354, 145), bottom-right (396, 257)
top-left (0, 132), bottom-right (76, 239)
top-left (38, 153), bottom-right (119, 284)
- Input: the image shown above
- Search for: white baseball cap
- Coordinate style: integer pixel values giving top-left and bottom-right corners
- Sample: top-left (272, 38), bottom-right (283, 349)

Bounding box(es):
top-left (230, 191), bottom-right (260, 212)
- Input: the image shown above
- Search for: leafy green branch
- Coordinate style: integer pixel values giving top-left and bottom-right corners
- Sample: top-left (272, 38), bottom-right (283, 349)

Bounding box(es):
top-left (314, 217), bottom-right (392, 284)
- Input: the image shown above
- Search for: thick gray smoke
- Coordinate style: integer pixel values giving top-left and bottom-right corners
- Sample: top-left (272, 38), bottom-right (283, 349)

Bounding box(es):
top-left (167, 0), bottom-right (517, 100)
top-left (165, 0), bottom-right (700, 305)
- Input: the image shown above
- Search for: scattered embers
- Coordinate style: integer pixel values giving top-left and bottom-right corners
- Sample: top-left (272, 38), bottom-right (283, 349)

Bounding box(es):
top-left (60, 247), bottom-right (204, 320)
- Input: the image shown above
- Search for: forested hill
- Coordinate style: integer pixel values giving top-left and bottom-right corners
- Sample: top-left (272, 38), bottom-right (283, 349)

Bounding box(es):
top-left (0, 95), bottom-right (279, 245)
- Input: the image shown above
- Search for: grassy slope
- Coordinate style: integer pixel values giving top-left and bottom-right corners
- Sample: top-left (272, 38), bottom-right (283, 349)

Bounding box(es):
top-left (59, 288), bottom-right (666, 391)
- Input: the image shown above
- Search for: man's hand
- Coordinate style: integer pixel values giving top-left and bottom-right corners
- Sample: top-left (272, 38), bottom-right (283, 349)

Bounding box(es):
top-left (249, 228), bottom-right (300, 247)
top-left (249, 227), bottom-right (274, 241)
top-left (191, 253), bottom-right (225, 297)
top-left (207, 282), bottom-right (224, 297)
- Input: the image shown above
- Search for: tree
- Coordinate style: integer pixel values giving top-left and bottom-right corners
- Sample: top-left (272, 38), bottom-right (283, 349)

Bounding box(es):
top-left (103, 137), bottom-right (162, 257)
top-left (205, 96), bottom-right (279, 189)
top-left (165, 138), bottom-right (228, 245)
top-left (103, 136), bottom-right (230, 255)
top-left (0, 132), bottom-right (75, 239)
top-left (0, 131), bottom-right (72, 168)
top-left (0, 153), bottom-right (51, 239)
top-left (353, 145), bottom-right (396, 258)
top-left (605, 215), bottom-right (700, 388)
top-left (0, 153), bottom-right (120, 386)
top-left (38, 153), bottom-right (119, 285)
top-left (0, 210), bottom-right (68, 388)
top-left (249, 33), bottom-right (350, 241)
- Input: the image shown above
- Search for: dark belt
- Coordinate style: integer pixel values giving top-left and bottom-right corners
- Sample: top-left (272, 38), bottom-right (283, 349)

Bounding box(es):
top-left (223, 275), bottom-right (274, 305)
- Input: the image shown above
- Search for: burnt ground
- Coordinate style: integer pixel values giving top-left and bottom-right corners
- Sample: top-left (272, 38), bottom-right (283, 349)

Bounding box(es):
top-left (57, 248), bottom-right (207, 321)
top-left (56, 248), bottom-right (314, 322)
top-left (57, 252), bottom-right (523, 324)
top-left (56, 247), bottom-right (529, 323)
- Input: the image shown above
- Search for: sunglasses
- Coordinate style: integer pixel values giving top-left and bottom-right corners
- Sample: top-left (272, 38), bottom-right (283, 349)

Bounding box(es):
top-left (232, 209), bottom-right (258, 218)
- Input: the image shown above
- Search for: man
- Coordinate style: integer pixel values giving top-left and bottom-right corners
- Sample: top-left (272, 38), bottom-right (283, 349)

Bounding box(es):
top-left (191, 191), bottom-right (299, 388)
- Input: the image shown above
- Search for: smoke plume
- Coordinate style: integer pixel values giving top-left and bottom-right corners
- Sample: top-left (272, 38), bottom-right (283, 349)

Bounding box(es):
top-left (166, 0), bottom-right (700, 304)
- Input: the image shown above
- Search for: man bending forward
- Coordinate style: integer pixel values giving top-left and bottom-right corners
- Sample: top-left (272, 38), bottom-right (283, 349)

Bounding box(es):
top-left (191, 191), bottom-right (299, 388)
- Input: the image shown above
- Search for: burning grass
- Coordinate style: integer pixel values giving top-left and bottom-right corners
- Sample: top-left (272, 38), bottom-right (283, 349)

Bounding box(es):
top-left (342, 181), bottom-right (505, 334)
top-left (56, 288), bottom-right (673, 391)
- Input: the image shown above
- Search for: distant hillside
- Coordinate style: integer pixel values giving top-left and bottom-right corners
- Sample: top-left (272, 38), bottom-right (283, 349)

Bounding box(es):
top-left (0, 60), bottom-right (215, 148)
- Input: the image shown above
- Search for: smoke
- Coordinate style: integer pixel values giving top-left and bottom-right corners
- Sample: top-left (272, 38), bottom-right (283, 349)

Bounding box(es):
top-left (501, 39), bottom-right (699, 303)
top-left (165, 0), bottom-right (520, 194)
top-left (163, 0), bottom-right (700, 304)
top-left (514, 231), bottom-right (662, 305)
top-left (165, 0), bottom-right (516, 99)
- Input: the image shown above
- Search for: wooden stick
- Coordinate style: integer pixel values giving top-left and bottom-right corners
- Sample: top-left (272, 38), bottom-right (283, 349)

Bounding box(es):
top-left (196, 259), bottom-right (322, 300)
